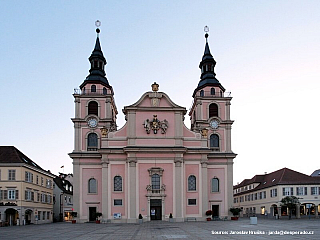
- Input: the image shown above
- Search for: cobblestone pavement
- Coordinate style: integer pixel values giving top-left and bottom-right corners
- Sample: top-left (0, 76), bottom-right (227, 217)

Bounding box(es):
top-left (1, 218), bottom-right (319, 239)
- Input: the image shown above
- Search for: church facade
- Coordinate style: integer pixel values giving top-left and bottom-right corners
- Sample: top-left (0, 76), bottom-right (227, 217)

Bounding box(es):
top-left (69, 27), bottom-right (236, 223)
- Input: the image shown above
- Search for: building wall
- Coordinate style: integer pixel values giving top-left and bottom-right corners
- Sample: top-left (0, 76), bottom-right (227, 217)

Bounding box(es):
top-left (0, 165), bottom-right (54, 225)
top-left (234, 184), bottom-right (320, 218)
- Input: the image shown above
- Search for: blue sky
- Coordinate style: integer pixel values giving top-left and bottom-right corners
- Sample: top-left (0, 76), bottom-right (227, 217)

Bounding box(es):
top-left (1, 1), bottom-right (319, 184)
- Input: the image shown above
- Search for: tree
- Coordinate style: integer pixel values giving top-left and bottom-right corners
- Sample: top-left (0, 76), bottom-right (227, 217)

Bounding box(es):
top-left (280, 196), bottom-right (300, 220)
top-left (229, 207), bottom-right (242, 217)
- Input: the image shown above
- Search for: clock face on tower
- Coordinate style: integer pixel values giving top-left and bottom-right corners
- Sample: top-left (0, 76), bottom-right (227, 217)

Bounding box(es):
top-left (209, 119), bottom-right (219, 129)
top-left (87, 118), bottom-right (98, 128)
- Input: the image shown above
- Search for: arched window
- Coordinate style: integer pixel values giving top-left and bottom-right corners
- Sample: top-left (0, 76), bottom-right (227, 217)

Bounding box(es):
top-left (212, 178), bottom-right (219, 192)
top-left (151, 174), bottom-right (160, 190)
top-left (210, 134), bottom-right (219, 148)
top-left (91, 85), bottom-right (96, 92)
top-left (209, 103), bottom-right (218, 117)
top-left (87, 133), bottom-right (98, 151)
top-left (200, 90), bottom-right (204, 97)
top-left (188, 175), bottom-right (196, 191)
top-left (103, 87), bottom-right (107, 95)
top-left (114, 176), bottom-right (122, 191)
top-left (210, 88), bottom-right (215, 95)
top-left (88, 178), bottom-right (97, 193)
top-left (88, 101), bottom-right (98, 115)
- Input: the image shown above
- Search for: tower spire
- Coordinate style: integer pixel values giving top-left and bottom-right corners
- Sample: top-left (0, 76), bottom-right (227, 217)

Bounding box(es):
top-left (192, 26), bottom-right (224, 97)
top-left (80, 20), bottom-right (110, 89)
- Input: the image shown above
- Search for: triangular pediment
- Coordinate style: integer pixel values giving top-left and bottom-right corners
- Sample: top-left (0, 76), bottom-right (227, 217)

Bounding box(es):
top-left (123, 91), bottom-right (187, 114)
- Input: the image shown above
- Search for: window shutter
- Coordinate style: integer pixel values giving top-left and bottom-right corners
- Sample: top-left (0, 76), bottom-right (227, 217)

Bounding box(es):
top-left (305, 187), bottom-right (307, 195)
top-left (296, 187), bottom-right (299, 195)
top-left (4, 190), bottom-right (7, 200)
top-left (0, 190), bottom-right (2, 200)
top-left (282, 188), bottom-right (285, 196)
top-left (32, 192), bottom-right (34, 201)
top-left (25, 172), bottom-right (28, 181)
top-left (291, 187), bottom-right (293, 196)
top-left (16, 190), bottom-right (19, 199)
top-left (25, 191), bottom-right (28, 200)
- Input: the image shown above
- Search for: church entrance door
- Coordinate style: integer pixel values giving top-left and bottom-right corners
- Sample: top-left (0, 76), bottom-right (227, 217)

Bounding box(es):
top-left (89, 207), bottom-right (96, 222)
top-left (150, 199), bottom-right (162, 220)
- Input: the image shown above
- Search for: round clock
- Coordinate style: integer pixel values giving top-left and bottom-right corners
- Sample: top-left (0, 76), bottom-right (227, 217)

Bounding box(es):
top-left (209, 119), bottom-right (219, 129)
top-left (88, 118), bottom-right (98, 128)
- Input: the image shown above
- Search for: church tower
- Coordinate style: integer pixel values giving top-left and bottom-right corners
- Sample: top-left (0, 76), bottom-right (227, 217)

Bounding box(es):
top-left (189, 29), bottom-right (233, 153)
top-left (70, 22), bottom-right (117, 220)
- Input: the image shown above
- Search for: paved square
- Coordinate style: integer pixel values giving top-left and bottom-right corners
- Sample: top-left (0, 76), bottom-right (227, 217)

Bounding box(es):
top-left (0, 218), bottom-right (318, 239)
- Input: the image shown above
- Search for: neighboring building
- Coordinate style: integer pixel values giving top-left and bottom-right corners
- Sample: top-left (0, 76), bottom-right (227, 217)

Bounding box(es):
top-left (53, 173), bottom-right (73, 222)
top-left (0, 146), bottom-right (55, 225)
top-left (69, 26), bottom-right (236, 223)
top-left (311, 169), bottom-right (320, 177)
top-left (233, 168), bottom-right (320, 218)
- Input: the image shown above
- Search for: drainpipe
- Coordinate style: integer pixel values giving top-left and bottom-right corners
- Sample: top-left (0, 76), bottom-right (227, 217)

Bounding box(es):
top-left (60, 193), bottom-right (63, 222)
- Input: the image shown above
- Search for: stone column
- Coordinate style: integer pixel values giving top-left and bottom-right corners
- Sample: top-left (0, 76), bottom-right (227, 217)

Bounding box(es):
top-left (174, 158), bottom-right (183, 222)
top-left (105, 98), bottom-right (111, 119)
top-left (226, 159), bottom-right (234, 218)
top-left (201, 161), bottom-right (208, 219)
top-left (74, 122), bottom-right (81, 151)
top-left (162, 197), bottom-right (166, 221)
top-left (128, 159), bottom-right (137, 223)
top-left (196, 100), bottom-right (202, 120)
top-left (101, 158), bottom-right (109, 222)
top-left (296, 204), bottom-right (301, 219)
top-left (72, 158), bottom-right (81, 222)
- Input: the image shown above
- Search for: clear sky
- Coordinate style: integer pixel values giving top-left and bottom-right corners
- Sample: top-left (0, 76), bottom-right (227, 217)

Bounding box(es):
top-left (1, 1), bottom-right (319, 184)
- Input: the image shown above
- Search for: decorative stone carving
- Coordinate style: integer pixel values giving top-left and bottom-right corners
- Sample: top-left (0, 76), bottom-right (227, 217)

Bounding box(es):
top-left (151, 82), bottom-right (159, 92)
top-left (100, 127), bottom-right (108, 137)
top-left (201, 128), bottom-right (208, 137)
top-left (143, 115), bottom-right (168, 134)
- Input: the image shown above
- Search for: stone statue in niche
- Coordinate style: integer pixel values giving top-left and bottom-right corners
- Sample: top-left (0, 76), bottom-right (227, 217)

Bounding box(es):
top-left (143, 115), bottom-right (168, 134)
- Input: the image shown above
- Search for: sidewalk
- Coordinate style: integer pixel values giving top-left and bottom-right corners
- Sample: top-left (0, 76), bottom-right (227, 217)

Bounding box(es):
top-left (0, 218), bottom-right (319, 239)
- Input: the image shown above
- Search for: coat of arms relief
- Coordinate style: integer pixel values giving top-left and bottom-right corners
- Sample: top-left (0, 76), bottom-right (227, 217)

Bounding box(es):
top-left (143, 115), bottom-right (168, 134)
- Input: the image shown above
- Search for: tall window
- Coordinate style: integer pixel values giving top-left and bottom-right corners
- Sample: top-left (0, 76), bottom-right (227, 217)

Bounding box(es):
top-left (209, 103), bottom-right (218, 117)
top-left (212, 178), bottom-right (219, 192)
top-left (270, 188), bottom-right (277, 197)
top-left (210, 134), bottom-right (219, 148)
top-left (25, 171), bottom-right (33, 183)
top-left (87, 133), bottom-right (98, 151)
top-left (8, 189), bottom-right (18, 200)
top-left (188, 175), bottom-right (196, 191)
top-left (114, 176), bottom-right (122, 191)
top-left (311, 187), bottom-right (320, 195)
top-left (88, 101), bottom-right (98, 115)
top-left (103, 87), bottom-right (107, 95)
top-left (151, 174), bottom-right (160, 190)
top-left (88, 178), bottom-right (97, 193)
top-left (91, 85), bottom-right (96, 92)
top-left (296, 187), bottom-right (307, 195)
top-left (200, 90), bottom-right (204, 97)
top-left (8, 170), bottom-right (16, 181)
top-left (210, 88), bottom-right (215, 95)
top-left (283, 187), bottom-right (293, 196)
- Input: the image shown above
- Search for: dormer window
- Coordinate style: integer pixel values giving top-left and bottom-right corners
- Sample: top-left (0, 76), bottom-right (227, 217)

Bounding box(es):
top-left (94, 60), bottom-right (98, 68)
top-left (91, 85), bottom-right (96, 93)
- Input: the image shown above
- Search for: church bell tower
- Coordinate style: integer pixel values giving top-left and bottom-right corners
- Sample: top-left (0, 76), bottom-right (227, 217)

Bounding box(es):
top-left (70, 21), bottom-right (118, 219)
top-left (189, 27), bottom-right (234, 153)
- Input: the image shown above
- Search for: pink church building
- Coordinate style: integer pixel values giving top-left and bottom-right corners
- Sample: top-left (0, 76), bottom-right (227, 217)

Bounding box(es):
top-left (69, 26), bottom-right (236, 223)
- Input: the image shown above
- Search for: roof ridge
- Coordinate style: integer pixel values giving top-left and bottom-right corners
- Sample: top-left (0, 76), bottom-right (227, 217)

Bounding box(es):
top-left (278, 168), bottom-right (287, 182)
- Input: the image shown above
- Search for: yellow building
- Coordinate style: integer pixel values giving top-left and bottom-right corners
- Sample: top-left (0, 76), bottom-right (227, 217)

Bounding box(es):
top-left (0, 146), bottom-right (56, 226)
top-left (233, 168), bottom-right (320, 219)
